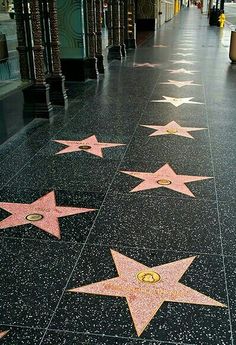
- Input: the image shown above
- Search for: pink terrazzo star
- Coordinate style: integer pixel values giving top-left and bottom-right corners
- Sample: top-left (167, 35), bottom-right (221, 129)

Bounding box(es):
top-left (53, 135), bottom-right (125, 158)
top-left (120, 163), bottom-right (212, 197)
top-left (133, 63), bottom-right (161, 68)
top-left (0, 191), bottom-right (96, 239)
top-left (141, 121), bottom-right (206, 139)
top-left (0, 331), bottom-right (8, 339)
top-left (160, 80), bottom-right (201, 88)
top-left (167, 68), bottom-right (199, 75)
top-left (151, 96), bottom-right (203, 107)
top-left (170, 59), bottom-right (196, 65)
top-left (69, 250), bottom-right (226, 336)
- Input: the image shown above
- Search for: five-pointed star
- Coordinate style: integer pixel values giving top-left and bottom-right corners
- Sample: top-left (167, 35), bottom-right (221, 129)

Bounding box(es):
top-left (160, 80), bottom-right (201, 88)
top-left (170, 59), bottom-right (196, 65)
top-left (120, 163), bottom-right (212, 196)
top-left (151, 96), bottom-right (203, 107)
top-left (69, 250), bottom-right (226, 336)
top-left (133, 63), bottom-right (161, 68)
top-left (141, 121), bottom-right (206, 139)
top-left (153, 44), bottom-right (167, 47)
top-left (178, 43), bottom-right (195, 46)
top-left (53, 135), bottom-right (125, 158)
top-left (174, 53), bottom-right (193, 56)
top-left (0, 191), bottom-right (96, 239)
top-left (0, 331), bottom-right (8, 339)
top-left (166, 68), bottom-right (198, 75)
top-left (177, 48), bottom-right (195, 51)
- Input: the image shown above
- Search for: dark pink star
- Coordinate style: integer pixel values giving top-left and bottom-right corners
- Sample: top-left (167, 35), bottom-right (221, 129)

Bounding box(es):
top-left (121, 163), bottom-right (212, 197)
top-left (141, 121), bottom-right (206, 139)
top-left (0, 191), bottom-right (96, 239)
top-left (69, 250), bottom-right (226, 336)
top-left (53, 135), bottom-right (125, 158)
top-left (133, 63), bottom-right (161, 68)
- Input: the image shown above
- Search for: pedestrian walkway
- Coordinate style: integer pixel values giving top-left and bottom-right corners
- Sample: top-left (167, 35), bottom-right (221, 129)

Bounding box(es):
top-left (0, 7), bottom-right (236, 345)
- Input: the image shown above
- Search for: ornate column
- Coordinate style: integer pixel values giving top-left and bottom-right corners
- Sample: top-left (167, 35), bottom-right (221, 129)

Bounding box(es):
top-left (47, 0), bottom-right (68, 107)
top-left (95, 0), bottom-right (104, 73)
top-left (108, 0), bottom-right (122, 60)
top-left (119, 0), bottom-right (126, 56)
top-left (23, 0), bottom-right (53, 118)
top-left (124, 0), bottom-right (136, 49)
top-left (85, 0), bottom-right (98, 78)
top-left (14, 0), bottom-right (30, 80)
top-left (107, 0), bottom-right (113, 46)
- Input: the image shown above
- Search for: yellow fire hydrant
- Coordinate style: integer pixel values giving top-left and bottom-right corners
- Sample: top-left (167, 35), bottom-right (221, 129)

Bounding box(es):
top-left (218, 12), bottom-right (225, 28)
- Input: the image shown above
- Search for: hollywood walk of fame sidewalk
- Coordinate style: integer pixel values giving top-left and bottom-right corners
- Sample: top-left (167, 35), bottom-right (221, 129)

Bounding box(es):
top-left (0, 6), bottom-right (236, 345)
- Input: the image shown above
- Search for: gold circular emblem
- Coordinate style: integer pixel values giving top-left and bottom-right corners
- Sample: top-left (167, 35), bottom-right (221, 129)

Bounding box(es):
top-left (157, 179), bottom-right (172, 185)
top-left (26, 214), bottom-right (44, 222)
top-left (137, 271), bottom-right (160, 284)
top-left (78, 145), bottom-right (91, 150)
top-left (167, 128), bottom-right (178, 134)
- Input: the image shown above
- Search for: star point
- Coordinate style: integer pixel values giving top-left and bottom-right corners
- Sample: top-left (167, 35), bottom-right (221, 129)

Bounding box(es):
top-left (0, 331), bottom-right (9, 339)
top-left (141, 121), bottom-right (206, 139)
top-left (53, 135), bottom-right (125, 158)
top-left (0, 191), bottom-right (96, 239)
top-left (151, 96), bottom-right (203, 107)
top-left (120, 163), bottom-right (212, 197)
top-left (69, 250), bottom-right (226, 336)
top-left (160, 80), bottom-right (201, 88)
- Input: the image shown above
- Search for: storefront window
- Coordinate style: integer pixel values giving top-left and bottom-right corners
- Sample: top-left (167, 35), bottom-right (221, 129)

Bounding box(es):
top-left (0, 1), bottom-right (23, 99)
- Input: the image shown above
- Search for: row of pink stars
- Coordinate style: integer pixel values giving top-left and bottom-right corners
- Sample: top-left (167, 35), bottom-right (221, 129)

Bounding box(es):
top-left (68, 42), bottom-right (225, 338)
top-left (0, 40), bottom-right (224, 340)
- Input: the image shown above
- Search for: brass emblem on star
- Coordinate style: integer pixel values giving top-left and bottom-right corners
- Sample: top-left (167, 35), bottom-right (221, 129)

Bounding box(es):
top-left (157, 179), bottom-right (172, 185)
top-left (167, 129), bottom-right (178, 134)
top-left (78, 145), bottom-right (92, 150)
top-left (26, 214), bottom-right (44, 222)
top-left (137, 271), bottom-right (161, 284)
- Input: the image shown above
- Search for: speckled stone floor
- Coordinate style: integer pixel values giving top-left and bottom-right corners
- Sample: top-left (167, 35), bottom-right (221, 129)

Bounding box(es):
top-left (0, 7), bottom-right (236, 345)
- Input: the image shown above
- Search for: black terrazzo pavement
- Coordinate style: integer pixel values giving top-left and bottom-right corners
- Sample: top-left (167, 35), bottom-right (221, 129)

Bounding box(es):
top-left (0, 7), bottom-right (236, 345)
